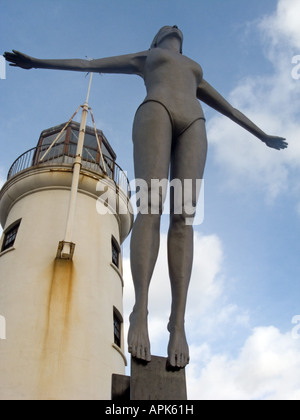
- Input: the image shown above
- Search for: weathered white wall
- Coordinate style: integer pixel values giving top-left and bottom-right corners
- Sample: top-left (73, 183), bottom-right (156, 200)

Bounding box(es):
top-left (0, 167), bottom-right (132, 400)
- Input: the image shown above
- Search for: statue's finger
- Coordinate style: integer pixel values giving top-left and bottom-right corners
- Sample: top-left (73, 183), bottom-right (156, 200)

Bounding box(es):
top-left (4, 53), bottom-right (14, 61)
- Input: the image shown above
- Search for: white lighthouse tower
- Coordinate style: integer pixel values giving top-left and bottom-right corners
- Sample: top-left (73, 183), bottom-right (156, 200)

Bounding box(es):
top-left (0, 84), bottom-right (133, 400)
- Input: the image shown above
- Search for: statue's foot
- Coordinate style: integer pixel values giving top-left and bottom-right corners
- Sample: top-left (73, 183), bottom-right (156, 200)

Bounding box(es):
top-left (167, 323), bottom-right (190, 368)
top-left (128, 311), bottom-right (151, 362)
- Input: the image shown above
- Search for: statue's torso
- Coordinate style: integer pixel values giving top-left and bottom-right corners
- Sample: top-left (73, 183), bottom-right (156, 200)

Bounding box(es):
top-left (142, 48), bottom-right (205, 124)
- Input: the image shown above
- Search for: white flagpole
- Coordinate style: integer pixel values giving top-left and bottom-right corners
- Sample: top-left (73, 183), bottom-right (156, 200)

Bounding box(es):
top-left (60, 73), bottom-right (93, 259)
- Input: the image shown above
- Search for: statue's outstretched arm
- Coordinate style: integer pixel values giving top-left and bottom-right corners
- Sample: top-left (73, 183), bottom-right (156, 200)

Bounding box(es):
top-left (4, 50), bottom-right (148, 76)
top-left (197, 79), bottom-right (287, 150)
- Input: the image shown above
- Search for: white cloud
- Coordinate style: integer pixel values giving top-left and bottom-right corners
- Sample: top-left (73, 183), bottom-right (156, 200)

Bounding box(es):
top-left (187, 4), bottom-right (300, 397)
top-left (122, 206), bottom-right (299, 401)
top-left (188, 326), bottom-right (300, 400)
top-left (208, 73), bottom-right (299, 201)
top-left (208, 0), bottom-right (300, 203)
top-left (123, 231), bottom-right (248, 358)
top-left (187, 233), bottom-right (224, 316)
top-left (123, 232), bottom-right (225, 353)
top-left (260, 0), bottom-right (300, 50)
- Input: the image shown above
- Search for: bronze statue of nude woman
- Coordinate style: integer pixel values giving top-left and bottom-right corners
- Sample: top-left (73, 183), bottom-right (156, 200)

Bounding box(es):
top-left (4, 25), bottom-right (287, 368)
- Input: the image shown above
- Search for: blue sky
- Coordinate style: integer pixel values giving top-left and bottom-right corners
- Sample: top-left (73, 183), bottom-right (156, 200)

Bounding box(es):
top-left (1, 0), bottom-right (300, 400)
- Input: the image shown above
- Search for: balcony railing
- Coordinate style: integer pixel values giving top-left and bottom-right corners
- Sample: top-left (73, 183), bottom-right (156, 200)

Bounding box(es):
top-left (7, 143), bottom-right (131, 198)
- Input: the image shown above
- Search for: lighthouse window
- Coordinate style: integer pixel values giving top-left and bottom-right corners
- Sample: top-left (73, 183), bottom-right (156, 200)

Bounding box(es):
top-left (113, 308), bottom-right (123, 348)
top-left (40, 131), bottom-right (66, 161)
top-left (112, 237), bottom-right (120, 268)
top-left (1, 221), bottom-right (21, 252)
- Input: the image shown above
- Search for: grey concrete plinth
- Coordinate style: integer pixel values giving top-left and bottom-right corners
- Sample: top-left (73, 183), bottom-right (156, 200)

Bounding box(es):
top-left (111, 374), bottom-right (131, 401)
top-left (130, 356), bottom-right (187, 401)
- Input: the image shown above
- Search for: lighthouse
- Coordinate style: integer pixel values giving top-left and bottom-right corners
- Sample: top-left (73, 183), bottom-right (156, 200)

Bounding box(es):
top-left (0, 85), bottom-right (133, 400)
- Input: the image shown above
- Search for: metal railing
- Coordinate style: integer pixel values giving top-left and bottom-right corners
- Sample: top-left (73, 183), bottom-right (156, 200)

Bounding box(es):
top-left (7, 143), bottom-right (131, 198)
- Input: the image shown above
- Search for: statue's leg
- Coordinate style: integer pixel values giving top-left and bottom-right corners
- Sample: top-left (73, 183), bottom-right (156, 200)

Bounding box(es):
top-left (128, 102), bottom-right (173, 362)
top-left (167, 119), bottom-right (207, 368)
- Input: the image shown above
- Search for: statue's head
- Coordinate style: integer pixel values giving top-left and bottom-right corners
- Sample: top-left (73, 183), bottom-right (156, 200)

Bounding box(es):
top-left (150, 25), bottom-right (183, 53)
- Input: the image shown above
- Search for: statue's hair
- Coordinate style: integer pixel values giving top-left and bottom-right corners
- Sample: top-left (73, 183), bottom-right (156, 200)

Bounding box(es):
top-left (150, 26), bottom-right (183, 54)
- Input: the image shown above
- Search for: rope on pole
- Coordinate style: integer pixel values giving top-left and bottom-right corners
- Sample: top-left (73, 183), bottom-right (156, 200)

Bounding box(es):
top-left (39, 105), bottom-right (82, 162)
top-left (89, 107), bottom-right (108, 175)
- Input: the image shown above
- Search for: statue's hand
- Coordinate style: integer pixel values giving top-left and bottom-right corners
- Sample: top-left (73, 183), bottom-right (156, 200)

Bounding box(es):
top-left (262, 135), bottom-right (288, 151)
top-left (4, 50), bottom-right (35, 70)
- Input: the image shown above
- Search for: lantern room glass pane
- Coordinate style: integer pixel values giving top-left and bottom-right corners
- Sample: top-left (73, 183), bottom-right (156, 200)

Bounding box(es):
top-left (40, 132), bottom-right (66, 162)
